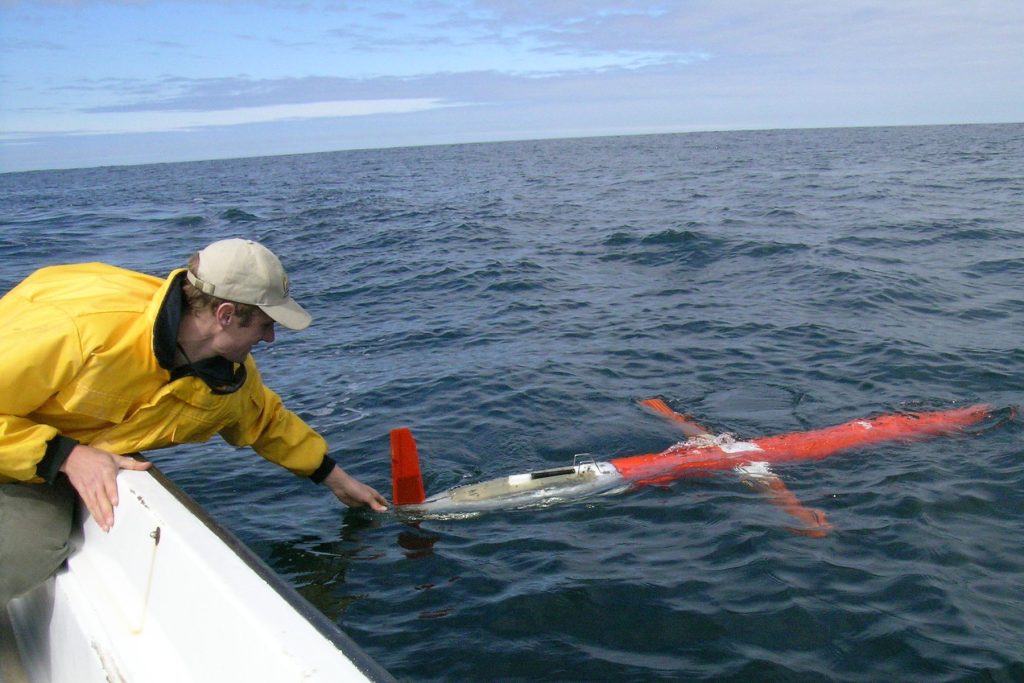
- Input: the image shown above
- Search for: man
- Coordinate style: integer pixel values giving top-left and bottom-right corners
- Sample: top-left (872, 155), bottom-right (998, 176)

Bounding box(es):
top-left (0, 238), bottom-right (388, 605)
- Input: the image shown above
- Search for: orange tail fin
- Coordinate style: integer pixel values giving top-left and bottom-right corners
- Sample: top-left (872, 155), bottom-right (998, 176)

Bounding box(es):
top-left (390, 428), bottom-right (426, 505)
top-left (639, 398), bottom-right (711, 437)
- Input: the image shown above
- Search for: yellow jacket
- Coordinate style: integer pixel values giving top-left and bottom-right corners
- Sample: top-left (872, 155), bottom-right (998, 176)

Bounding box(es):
top-left (0, 263), bottom-right (328, 484)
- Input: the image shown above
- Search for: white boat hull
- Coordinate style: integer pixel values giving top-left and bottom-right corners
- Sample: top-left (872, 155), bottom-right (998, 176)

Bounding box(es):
top-left (2, 467), bottom-right (392, 683)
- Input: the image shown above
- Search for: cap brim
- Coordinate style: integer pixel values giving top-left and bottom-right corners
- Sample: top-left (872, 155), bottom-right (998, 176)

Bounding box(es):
top-left (260, 298), bottom-right (312, 331)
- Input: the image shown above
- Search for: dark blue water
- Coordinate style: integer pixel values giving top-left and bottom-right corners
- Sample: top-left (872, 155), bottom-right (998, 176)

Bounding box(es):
top-left (3, 124), bottom-right (1023, 682)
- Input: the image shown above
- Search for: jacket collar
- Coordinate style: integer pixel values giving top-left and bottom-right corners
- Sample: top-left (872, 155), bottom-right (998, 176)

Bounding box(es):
top-left (153, 270), bottom-right (247, 394)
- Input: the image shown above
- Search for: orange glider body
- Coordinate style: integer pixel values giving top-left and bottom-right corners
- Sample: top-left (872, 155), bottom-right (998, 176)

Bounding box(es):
top-left (390, 402), bottom-right (993, 534)
top-left (612, 403), bottom-right (991, 485)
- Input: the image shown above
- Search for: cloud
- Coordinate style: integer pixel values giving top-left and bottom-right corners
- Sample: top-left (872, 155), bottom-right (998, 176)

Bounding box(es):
top-left (54, 62), bottom-right (709, 116)
top-left (1, 98), bottom-right (450, 139)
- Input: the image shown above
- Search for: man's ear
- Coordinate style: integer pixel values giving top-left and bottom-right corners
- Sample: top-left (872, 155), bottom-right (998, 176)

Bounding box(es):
top-left (214, 302), bottom-right (236, 327)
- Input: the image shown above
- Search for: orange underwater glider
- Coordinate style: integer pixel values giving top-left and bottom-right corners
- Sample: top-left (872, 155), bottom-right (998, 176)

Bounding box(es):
top-left (390, 400), bottom-right (993, 535)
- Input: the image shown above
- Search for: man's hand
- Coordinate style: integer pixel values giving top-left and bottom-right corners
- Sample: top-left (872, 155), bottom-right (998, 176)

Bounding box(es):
top-left (323, 465), bottom-right (388, 512)
top-left (60, 445), bottom-right (152, 532)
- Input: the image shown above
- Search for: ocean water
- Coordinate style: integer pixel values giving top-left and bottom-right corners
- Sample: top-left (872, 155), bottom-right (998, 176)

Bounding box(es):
top-left (2, 124), bottom-right (1023, 682)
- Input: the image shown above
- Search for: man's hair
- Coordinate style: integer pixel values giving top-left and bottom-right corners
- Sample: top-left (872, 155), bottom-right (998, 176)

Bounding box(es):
top-left (183, 252), bottom-right (260, 327)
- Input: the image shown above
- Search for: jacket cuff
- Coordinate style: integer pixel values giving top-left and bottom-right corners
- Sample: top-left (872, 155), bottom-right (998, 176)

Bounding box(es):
top-left (309, 455), bottom-right (337, 484)
top-left (37, 435), bottom-right (80, 484)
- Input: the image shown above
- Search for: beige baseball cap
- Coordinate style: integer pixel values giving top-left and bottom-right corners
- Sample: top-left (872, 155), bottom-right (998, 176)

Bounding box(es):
top-left (186, 238), bottom-right (312, 330)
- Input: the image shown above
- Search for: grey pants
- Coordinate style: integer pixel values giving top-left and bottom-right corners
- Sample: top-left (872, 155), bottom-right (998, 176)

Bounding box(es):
top-left (0, 478), bottom-right (76, 606)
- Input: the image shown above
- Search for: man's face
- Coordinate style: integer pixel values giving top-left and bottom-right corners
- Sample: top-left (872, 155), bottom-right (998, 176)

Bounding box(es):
top-left (213, 305), bottom-right (276, 363)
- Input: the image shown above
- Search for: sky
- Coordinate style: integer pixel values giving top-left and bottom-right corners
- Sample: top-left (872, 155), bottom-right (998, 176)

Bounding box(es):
top-left (1, 0), bottom-right (1023, 173)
